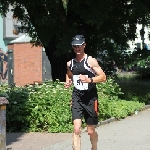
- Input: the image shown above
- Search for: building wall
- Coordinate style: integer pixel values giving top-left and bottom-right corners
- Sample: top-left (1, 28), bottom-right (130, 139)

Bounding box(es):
top-left (8, 43), bottom-right (42, 86)
top-left (0, 16), bottom-right (12, 52)
top-left (0, 7), bottom-right (23, 53)
top-left (0, 9), bottom-right (52, 86)
top-left (128, 24), bottom-right (150, 52)
top-left (3, 10), bottom-right (23, 39)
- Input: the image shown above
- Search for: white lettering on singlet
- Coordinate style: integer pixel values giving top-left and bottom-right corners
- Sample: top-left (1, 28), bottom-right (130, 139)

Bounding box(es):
top-left (73, 75), bottom-right (88, 90)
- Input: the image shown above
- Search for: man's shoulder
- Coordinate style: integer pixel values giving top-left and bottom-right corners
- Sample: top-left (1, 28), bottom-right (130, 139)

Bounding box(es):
top-left (67, 60), bottom-right (71, 66)
top-left (87, 55), bottom-right (99, 67)
top-left (87, 55), bottom-right (96, 61)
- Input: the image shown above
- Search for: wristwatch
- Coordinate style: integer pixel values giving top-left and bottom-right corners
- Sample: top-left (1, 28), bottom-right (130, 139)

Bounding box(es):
top-left (90, 78), bottom-right (93, 83)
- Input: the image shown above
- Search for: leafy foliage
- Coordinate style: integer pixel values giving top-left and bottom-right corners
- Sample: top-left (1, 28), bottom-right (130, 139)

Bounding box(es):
top-left (0, 0), bottom-right (150, 53)
top-left (0, 78), bottom-right (144, 133)
top-left (99, 98), bottom-right (144, 120)
top-left (5, 81), bottom-right (73, 132)
top-left (1, 0), bottom-right (150, 80)
top-left (97, 77), bottom-right (124, 100)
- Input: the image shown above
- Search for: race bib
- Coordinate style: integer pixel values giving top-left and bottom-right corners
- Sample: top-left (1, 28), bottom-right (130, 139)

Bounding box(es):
top-left (73, 75), bottom-right (88, 90)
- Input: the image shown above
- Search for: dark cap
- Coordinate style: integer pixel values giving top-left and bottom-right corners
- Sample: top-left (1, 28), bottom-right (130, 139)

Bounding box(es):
top-left (71, 35), bottom-right (85, 45)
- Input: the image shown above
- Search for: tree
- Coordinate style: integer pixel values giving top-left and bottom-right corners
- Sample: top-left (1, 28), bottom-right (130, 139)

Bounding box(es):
top-left (1, 0), bottom-right (150, 81)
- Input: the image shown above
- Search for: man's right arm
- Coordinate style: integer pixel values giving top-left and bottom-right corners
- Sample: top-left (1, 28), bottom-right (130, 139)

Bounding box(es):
top-left (64, 61), bottom-right (72, 88)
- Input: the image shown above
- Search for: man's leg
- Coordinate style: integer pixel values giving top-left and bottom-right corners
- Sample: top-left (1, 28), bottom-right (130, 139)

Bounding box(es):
top-left (85, 99), bottom-right (98, 150)
top-left (87, 125), bottom-right (98, 150)
top-left (72, 119), bottom-right (82, 150)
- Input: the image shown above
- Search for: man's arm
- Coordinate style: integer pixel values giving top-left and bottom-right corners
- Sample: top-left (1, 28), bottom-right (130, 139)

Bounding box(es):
top-left (66, 61), bottom-right (72, 81)
top-left (88, 57), bottom-right (106, 83)
top-left (64, 61), bottom-right (72, 88)
top-left (79, 56), bottom-right (106, 83)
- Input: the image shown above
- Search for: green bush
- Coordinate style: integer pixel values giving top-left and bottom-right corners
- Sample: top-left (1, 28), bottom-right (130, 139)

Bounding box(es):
top-left (98, 96), bottom-right (144, 120)
top-left (5, 81), bottom-right (73, 132)
top-left (0, 78), bottom-right (145, 133)
top-left (96, 77), bottom-right (124, 100)
top-left (109, 100), bottom-right (144, 119)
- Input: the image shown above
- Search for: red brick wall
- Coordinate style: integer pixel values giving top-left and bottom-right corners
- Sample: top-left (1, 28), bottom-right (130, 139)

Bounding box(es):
top-left (8, 44), bottom-right (14, 50)
top-left (8, 43), bottom-right (42, 86)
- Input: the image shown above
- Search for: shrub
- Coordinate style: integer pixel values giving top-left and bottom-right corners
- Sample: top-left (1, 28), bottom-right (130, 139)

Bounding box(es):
top-left (0, 78), bottom-right (145, 133)
top-left (5, 81), bottom-right (73, 132)
top-left (97, 77), bottom-right (124, 100)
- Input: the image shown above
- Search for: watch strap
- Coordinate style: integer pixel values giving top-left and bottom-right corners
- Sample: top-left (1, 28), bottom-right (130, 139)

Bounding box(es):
top-left (90, 78), bottom-right (93, 83)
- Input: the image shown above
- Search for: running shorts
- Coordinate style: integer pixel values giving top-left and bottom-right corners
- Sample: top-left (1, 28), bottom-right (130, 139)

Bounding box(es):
top-left (71, 88), bottom-right (99, 125)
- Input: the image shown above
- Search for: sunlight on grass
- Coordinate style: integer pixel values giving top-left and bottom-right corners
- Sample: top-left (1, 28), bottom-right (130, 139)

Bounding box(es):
top-left (115, 73), bottom-right (150, 104)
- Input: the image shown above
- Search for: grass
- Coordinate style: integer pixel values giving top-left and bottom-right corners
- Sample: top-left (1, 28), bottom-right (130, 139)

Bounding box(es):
top-left (115, 72), bottom-right (150, 104)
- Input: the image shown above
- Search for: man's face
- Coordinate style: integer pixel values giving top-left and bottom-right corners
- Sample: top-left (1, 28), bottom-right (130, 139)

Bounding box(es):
top-left (72, 43), bottom-right (86, 55)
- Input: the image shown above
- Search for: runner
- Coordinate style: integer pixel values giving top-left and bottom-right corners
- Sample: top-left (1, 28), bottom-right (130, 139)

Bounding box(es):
top-left (64, 35), bottom-right (106, 150)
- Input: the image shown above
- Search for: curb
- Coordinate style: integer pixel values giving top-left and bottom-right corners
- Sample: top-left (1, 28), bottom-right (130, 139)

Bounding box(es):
top-left (81, 117), bottom-right (116, 133)
top-left (81, 104), bottom-right (150, 133)
top-left (142, 104), bottom-right (150, 110)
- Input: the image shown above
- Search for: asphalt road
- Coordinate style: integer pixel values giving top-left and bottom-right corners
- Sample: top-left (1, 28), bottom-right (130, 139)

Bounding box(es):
top-left (42, 108), bottom-right (150, 150)
top-left (7, 108), bottom-right (150, 150)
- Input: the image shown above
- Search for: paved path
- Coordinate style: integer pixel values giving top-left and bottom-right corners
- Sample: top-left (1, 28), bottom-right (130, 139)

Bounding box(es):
top-left (7, 108), bottom-right (150, 150)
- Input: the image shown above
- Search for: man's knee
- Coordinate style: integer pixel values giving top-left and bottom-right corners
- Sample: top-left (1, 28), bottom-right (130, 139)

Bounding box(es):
top-left (73, 119), bottom-right (82, 134)
top-left (74, 126), bottom-right (81, 135)
top-left (88, 130), bottom-right (95, 136)
top-left (87, 125), bottom-right (96, 136)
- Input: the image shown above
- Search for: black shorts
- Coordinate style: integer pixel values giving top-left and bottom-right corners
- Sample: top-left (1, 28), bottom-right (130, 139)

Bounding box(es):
top-left (71, 88), bottom-right (99, 125)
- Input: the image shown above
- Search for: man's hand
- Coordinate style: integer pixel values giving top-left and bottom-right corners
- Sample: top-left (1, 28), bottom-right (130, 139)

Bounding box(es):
top-left (64, 79), bottom-right (72, 88)
top-left (79, 74), bottom-right (91, 83)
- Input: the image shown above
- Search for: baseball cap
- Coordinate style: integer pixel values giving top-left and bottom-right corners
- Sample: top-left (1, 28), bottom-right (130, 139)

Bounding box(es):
top-left (71, 35), bottom-right (85, 45)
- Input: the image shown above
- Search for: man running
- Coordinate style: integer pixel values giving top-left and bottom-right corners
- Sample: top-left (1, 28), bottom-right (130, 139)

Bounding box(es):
top-left (64, 35), bottom-right (106, 150)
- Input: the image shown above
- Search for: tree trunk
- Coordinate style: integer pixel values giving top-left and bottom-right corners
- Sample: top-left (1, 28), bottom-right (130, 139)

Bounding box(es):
top-left (45, 38), bottom-right (74, 82)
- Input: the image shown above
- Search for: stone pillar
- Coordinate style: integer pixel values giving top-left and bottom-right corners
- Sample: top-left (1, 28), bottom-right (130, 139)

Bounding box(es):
top-left (0, 97), bottom-right (9, 150)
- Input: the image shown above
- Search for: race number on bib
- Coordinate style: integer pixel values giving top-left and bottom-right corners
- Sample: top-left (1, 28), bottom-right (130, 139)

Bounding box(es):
top-left (73, 75), bottom-right (88, 90)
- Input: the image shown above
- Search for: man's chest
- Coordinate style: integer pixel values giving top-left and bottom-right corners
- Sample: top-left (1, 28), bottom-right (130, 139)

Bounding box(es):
top-left (72, 63), bottom-right (88, 75)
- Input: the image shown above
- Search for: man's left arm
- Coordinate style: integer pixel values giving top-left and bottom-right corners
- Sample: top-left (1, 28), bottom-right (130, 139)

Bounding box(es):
top-left (88, 57), bottom-right (106, 83)
top-left (79, 57), bottom-right (106, 83)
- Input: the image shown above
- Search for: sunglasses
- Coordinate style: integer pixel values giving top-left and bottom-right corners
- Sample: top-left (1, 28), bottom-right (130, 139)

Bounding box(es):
top-left (72, 45), bottom-right (83, 48)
